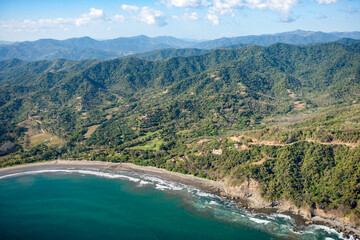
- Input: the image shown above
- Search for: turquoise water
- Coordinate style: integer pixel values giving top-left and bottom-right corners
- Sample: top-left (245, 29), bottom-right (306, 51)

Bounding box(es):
top-left (0, 169), bottom-right (345, 240)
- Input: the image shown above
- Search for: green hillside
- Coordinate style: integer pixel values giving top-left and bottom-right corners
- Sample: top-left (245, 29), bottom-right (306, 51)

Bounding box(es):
top-left (129, 48), bottom-right (210, 60)
top-left (1, 41), bottom-right (360, 224)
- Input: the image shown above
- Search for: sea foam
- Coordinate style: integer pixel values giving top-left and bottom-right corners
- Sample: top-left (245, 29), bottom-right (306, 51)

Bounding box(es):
top-left (270, 213), bottom-right (292, 220)
top-left (209, 200), bottom-right (219, 205)
top-left (141, 175), bottom-right (184, 191)
top-left (249, 217), bottom-right (271, 225)
top-left (0, 169), bottom-right (140, 182)
top-left (305, 225), bottom-right (348, 240)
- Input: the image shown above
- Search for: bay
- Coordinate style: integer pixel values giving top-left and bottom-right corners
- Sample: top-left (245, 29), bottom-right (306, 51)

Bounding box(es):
top-left (0, 170), bottom-right (344, 240)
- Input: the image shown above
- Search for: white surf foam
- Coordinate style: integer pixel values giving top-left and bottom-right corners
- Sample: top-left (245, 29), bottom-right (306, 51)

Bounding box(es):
top-left (209, 200), bottom-right (219, 205)
top-left (195, 190), bottom-right (217, 198)
top-left (311, 225), bottom-right (339, 235)
top-left (305, 225), bottom-right (348, 240)
top-left (0, 169), bottom-right (140, 182)
top-left (155, 184), bottom-right (172, 190)
top-left (141, 175), bottom-right (184, 191)
top-left (138, 180), bottom-right (150, 186)
top-left (249, 217), bottom-right (271, 225)
top-left (138, 174), bottom-right (220, 200)
top-left (270, 213), bottom-right (292, 220)
top-left (0, 169), bottom-right (71, 180)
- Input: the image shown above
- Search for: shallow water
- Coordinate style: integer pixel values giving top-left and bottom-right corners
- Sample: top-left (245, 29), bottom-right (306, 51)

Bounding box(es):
top-left (0, 169), bottom-right (347, 240)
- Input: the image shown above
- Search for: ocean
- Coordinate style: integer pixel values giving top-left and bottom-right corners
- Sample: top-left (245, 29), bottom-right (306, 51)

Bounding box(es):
top-left (0, 169), bottom-right (346, 240)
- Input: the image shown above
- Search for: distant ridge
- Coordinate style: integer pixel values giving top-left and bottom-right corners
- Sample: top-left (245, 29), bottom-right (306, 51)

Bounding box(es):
top-left (0, 41), bottom-right (15, 45)
top-left (0, 36), bottom-right (195, 61)
top-left (1, 30), bottom-right (360, 61)
top-left (194, 30), bottom-right (360, 49)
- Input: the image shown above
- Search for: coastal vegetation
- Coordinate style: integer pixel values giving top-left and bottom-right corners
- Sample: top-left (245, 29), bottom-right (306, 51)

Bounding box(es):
top-left (1, 40), bottom-right (360, 224)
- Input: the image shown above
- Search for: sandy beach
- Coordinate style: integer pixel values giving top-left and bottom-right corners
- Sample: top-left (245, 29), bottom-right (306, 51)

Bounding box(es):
top-left (0, 160), bottom-right (359, 238)
top-left (0, 160), bottom-right (224, 193)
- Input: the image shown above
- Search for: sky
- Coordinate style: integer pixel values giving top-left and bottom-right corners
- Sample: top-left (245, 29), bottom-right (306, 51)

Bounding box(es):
top-left (0, 0), bottom-right (359, 41)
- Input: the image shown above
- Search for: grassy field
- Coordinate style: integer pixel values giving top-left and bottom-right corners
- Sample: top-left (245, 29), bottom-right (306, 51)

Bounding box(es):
top-left (18, 118), bottom-right (64, 149)
top-left (130, 138), bottom-right (164, 151)
top-left (84, 124), bottom-right (101, 138)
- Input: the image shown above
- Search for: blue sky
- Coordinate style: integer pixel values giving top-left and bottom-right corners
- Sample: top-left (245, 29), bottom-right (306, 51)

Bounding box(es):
top-left (0, 0), bottom-right (359, 41)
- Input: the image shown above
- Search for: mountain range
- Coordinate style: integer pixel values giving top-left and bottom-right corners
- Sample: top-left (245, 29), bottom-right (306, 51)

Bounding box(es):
top-left (1, 30), bottom-right (360, 61)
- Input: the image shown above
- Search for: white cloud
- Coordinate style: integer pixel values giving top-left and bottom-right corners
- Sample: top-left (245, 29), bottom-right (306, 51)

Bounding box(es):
top-left (112, 14), bottom-right (125, 23)
top-left (122, 5), bottom-right (167, 26)
top-left (1, 17), bottom-right (76, 33)
top-left (210, 0), bottom-right (298, 22)
top-left (121, 4), bottom-right (139, 12)
top-left (212, 0), bottom-right (244, 12)
top-left (36, 18), bottom-right (73, 29)
top-left (207, 13), bottom-right (219, 25)
top-left (0, 6), bottom-right (168, 33)
top-left (163, 0), bottom-right (210, 7)
top-left (0, 8), bottom-right (111, 32)
top-left (173, 11), bottom-right (199, 21)
top-left (164, 0), bottom-right (299, 23)
top-left (0, 8), bottom-right (113, 32)
top-left (184, 11), bottom-right (199, 20)
top-left (0, 18), bottom-right (72, 32)
top-left (316, 0), bottom-right (338, 4)
top-left (74, 8), bottom-right (109, 26)
top-left (138, 7), bottom-right (167, 26)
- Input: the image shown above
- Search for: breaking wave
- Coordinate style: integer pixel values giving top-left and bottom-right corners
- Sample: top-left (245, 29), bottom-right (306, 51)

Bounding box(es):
top-left (0, 168), bottom-right (351, 240)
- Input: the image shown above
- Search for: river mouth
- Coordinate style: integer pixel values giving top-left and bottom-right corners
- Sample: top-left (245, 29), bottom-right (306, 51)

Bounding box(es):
top-left (0, 165), bottom-right (347, 240)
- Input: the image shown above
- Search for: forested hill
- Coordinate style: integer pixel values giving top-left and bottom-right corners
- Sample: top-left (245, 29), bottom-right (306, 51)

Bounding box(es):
top-left (129, 48), bottom-right (210, 61)
top-left (1, 41), bottom-right (360, 225)
top-left (0, 35), bottom-right (194, 61)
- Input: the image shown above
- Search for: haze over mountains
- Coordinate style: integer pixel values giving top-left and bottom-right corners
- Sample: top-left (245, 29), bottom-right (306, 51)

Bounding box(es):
top-left (1, 30), bottom-right (360, 61)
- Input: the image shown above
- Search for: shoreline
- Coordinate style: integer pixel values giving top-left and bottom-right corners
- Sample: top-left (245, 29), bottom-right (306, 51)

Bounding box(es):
top-left (0, 160), bottom-right (359, 238)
